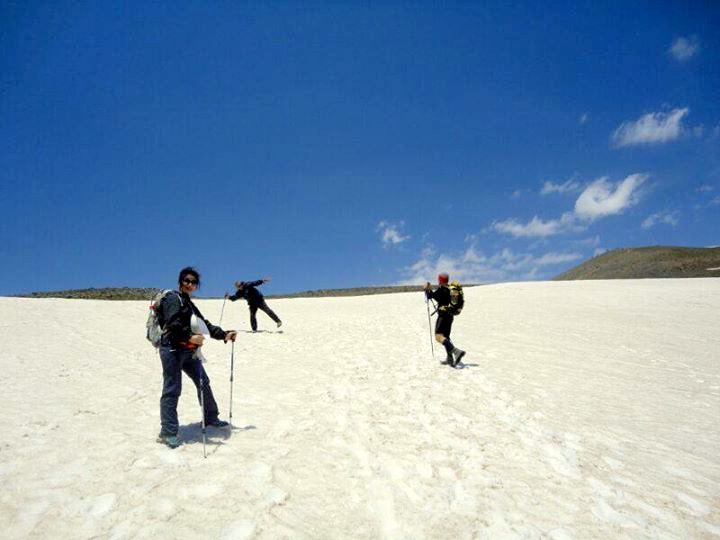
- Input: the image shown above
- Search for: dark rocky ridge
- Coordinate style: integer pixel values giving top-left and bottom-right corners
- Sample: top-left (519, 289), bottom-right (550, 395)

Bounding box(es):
top-left (12, 285), bottom-right (436, 301)
top-left (554, 246), bottom-right (720, 280)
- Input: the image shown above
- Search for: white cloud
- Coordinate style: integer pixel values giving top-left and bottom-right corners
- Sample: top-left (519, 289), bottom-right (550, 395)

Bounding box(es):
top-left (377, 220), bottom-right (409, 247)
top-left (641, 210), bottom-right (680, 229)
top-left (697, 184), bottom-right (714, 193)
top-left (669, 36), bottom-right (700, 61)
top-left (492, 212), bottom-right (581, 238)
top-left (611, 108), bottom-right (689, 147)
top-left (398, 245), bottom-right (583, 284)
top-left (711, 196), bottom-right (720, 206)
top-left (574, 235), bottom-right (601, 247)
top-left (541, 179), bottom-right (580, 195)
top-left (533, 252), bottom-right (585, 266)
top-left (593, 247), bottom-right (607, 257)
top-left (579, 113), bottom-right (589, 125)
top-left (511, 189), bottom-right (523, 199)
top-left (492, 174), bottom-right (648, 239)
top-left (574, 174), bottom-right (648, 221)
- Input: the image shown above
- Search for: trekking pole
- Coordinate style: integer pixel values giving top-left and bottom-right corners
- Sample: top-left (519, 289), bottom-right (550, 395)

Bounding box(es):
top-left (426, 297), bottom-right (435, 360)
top-left (229, 340), bottom-right (235, 426)
top-left (219, 295), bottom-right (227, 325)
top-left (199, 366), bottom-right (207, 459)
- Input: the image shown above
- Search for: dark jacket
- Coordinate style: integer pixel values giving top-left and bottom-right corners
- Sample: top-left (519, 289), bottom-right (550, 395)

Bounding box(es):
top-left (159, 291), bottom-right (227, 348)
top-left (228, 280), bottom-right (265, 307)
top-left (426, 285), bottom-right (451, 308)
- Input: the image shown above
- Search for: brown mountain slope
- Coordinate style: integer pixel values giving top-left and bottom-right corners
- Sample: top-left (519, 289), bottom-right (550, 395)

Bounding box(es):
top-left (554, 246), bottom-right (720, 280)
top-left (12, 285), bottom-right (432, 301)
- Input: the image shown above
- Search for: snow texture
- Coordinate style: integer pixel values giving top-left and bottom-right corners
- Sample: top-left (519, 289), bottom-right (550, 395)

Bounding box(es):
top-left (1, 278), bottom-right (719, 538)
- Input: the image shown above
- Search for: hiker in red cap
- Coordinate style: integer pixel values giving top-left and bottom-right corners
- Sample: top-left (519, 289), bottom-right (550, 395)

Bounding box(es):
top-left (424, 272), bottom-right (466, 368)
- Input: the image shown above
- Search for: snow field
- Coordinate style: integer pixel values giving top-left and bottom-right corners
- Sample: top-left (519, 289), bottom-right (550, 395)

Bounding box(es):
top-left (1, 278), bottom-right (718, 538)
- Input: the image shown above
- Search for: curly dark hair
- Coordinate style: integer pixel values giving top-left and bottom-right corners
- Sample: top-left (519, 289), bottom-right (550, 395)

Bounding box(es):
top-left (178, 267), bottom-right (201, 288)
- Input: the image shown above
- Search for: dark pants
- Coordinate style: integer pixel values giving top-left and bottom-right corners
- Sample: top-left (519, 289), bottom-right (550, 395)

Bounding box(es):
top-left (435, 312), bottom-right (454, 338)
top-left (249, 300), bottom-right (280, 331)
top-left (159, 346), bottom-right (220, 437)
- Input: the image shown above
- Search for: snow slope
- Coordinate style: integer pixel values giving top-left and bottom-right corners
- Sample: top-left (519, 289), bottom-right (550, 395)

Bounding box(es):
top-left (1, 279), bottom-right (718, 539)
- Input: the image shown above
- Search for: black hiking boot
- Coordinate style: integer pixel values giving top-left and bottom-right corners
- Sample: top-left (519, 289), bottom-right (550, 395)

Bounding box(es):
top-left (207, 419), bottom-right (230, 428)
top-left (157, 434), bottom-right (182, 449)
top-left (451, 348), bottom-right (466, 367)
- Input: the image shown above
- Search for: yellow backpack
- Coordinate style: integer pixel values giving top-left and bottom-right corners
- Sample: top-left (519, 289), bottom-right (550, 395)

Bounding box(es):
top-left (441, 281), bottom-right (464, 315)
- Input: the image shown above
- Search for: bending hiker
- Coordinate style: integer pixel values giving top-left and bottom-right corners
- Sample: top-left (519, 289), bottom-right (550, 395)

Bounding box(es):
top-left (424, 272), bottom-right (466, 368)
top-left (156, 267), bottom-right (237, 448)
top-left (225, 278), bottom-right (282, 331)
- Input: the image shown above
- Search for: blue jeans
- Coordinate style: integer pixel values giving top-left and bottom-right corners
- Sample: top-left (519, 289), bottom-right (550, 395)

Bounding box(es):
top-left (159, 346), bottom-right (220, 437)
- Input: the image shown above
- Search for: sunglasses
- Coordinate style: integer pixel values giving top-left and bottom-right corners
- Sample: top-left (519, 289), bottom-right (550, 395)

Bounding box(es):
top-left (182, 278), bottom-right (198, 285)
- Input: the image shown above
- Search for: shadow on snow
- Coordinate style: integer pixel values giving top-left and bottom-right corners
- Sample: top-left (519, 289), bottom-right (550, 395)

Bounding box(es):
top-left (178, 423), bottom-right (257, 448)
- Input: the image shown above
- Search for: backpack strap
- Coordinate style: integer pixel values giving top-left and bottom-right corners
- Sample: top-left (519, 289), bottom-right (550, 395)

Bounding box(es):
top-left (157, 290), bottom-right (183, 328)
top-left (436, 284), bottom-right (450, 312)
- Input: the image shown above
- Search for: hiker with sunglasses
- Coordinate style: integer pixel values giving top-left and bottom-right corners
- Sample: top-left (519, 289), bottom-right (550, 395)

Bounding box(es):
top-left (156, 267), bottom-right (237, 448)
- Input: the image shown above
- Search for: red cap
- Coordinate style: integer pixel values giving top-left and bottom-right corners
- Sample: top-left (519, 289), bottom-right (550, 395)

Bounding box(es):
top-left (438, 272), bottom-right (449, 285)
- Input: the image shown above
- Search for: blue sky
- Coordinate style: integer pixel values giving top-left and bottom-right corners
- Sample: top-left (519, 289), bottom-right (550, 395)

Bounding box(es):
top-left (2, 2), bottom-right (718, 296)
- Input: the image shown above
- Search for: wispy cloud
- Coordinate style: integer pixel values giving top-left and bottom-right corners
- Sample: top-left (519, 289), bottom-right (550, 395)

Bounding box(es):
top-left (697, 184), bottom-right (714, 193)
top-left (669, 36), bottom-right (700, 62)
top-left (533, 252), bottom-right (584, 266)
top-left (579, 113), bottom-right (589, 125)
top-left (573, 235), bottom-right (601, 247)
top-left (492, 212), bottom-right (581, 238)
top-left (398, 245), bottom-right (583, 284)
top-left (377, 220), bottom-right (409, 248)
top-left (611, 108), bottom-right (689, 147)
top-left (574, 174), bottom-right (648, 220)
top-left (541, 178), bottom-right (580, 195)
top-left (693, 190), bottom-right (720, 211)
top-left (641, 210), bottom-right (679, 229)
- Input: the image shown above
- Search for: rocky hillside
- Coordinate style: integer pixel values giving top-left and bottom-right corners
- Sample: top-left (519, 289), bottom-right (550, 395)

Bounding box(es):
top-left (554, 246), bottom-right (720, 280)
top-left (267, 285), bottom-right (425, 299)
top-left (18, 287), bottom-right (163, 300)
top-left (13, 285), bottom-right (432, 301)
